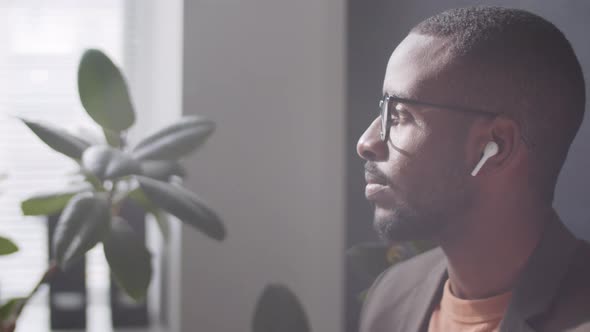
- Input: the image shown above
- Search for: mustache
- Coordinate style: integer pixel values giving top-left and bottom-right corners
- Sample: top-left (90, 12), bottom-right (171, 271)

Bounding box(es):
top-left (364, 162), bottom-right (389, 185)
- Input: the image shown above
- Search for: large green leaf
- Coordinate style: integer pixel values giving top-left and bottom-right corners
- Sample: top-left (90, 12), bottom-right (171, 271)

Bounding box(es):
top-left (131, 116), bottom-right (215, 161)
top-left (0, 297), bottom-right (25, 321)
top-left (103, 217), bottom-right (152, 301)
top-left (103, 128), bottom-right (122, 148)
top-left (21, 187), bottom-right (88, 216)
top-left (0, 236), bottom-right (18, 256)
top-left (82, 145), bottom-right (141, 181)
top-left (139, 160), bottom-right (185, 181)
top-left (252, 284), bottom-right (311, 332)
top-left (52, 192), bottom-right (110, 268)
top-left (78, 49), bottom-right (135, 132)
top-left (127, 188), bottom-right (170, 240)
top-left (126, 187), bottom-right (152, 208)
top-left (136, 176), bottom-right (225, 241)
top-left (21, 119), bottom-right (90, 160)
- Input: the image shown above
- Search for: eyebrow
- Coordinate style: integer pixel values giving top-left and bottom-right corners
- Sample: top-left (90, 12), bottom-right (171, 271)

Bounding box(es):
top-left (383, 91), bottom-right (422, 111)
top-left (383, 90), bottom-right (413, 100)
top-left (390, 95), bottom-right (420, 112)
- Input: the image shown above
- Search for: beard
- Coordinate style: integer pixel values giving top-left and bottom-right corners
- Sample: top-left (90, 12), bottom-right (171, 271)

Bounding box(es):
top-left (374, 205), bottom-right (441, 243)
top-left (371, 144), bottom-right (474, 245)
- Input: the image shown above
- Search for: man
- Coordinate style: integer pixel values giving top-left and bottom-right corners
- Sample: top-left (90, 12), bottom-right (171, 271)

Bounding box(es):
top-left (357, 6), bottom-right (590, 332)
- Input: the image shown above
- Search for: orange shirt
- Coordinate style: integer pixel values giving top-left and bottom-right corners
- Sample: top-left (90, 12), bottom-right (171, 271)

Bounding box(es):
top-left (428, 279), bottom-right (513, 332)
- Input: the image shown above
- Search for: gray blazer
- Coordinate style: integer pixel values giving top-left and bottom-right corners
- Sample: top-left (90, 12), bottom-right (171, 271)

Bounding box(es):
top-left (359, 217), bottom-right (590, 332)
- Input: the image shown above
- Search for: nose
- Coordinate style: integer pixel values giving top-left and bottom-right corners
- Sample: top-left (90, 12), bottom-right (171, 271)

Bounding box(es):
top-left (357, 117), bottom-right (388, 161)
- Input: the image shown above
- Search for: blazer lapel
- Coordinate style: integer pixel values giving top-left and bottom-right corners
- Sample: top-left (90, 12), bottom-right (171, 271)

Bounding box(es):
top-left (402, 258), bottom-right (448, 332)
top-left (499, 214), bottom-right (579, 332)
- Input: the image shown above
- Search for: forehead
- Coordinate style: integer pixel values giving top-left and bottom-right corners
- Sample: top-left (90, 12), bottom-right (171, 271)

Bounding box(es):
top-left (383, 33), bottom-right (459, 103)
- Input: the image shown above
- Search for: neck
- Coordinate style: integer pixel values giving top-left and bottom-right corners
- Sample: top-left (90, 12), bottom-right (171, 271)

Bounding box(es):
top-left (438, 197), bottom-right (552, 300)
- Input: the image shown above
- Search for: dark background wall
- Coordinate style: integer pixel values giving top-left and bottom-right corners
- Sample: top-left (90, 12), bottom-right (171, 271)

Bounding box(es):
top-left (346, 1), bottom-right (590, 331)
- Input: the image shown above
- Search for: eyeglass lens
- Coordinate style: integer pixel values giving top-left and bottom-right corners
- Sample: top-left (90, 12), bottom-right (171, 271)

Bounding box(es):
top-left (380, 95), bottom-right (389, 141)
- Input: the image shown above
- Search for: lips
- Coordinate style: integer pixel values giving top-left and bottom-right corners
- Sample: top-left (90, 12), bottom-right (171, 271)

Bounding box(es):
top-left (365, 172), bottom-right (387, 185)
top-left (364, 169), bottom-right (391, 201)
top-left (365, 183), bottom-right (389, 200)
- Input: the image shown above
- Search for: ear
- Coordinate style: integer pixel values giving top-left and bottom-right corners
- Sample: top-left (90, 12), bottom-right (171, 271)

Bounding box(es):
top-left (484, 116), bottom-right (524, 175)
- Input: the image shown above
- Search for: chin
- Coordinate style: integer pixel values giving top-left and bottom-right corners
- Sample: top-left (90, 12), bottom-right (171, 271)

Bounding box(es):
top-left (374, 208), bottom-right (442, 244)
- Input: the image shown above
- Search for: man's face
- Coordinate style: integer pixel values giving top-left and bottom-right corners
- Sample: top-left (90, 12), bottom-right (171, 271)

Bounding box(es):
top-left (357, 33), bottom-right (477, 244)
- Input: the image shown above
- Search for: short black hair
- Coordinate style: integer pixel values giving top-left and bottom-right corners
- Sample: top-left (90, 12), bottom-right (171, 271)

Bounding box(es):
top-left (412, 6), bottom-right (585, 199)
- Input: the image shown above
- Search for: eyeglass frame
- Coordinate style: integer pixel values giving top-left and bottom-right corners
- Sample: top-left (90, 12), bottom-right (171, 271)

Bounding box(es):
top-left (379, 93), bottom-right (507, 142)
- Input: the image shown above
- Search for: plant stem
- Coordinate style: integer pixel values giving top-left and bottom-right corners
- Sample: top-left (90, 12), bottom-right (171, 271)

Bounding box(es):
top-left (0, 321), bottom-right (15, 332)
top-left (14, 262), bottom-right (59, 319)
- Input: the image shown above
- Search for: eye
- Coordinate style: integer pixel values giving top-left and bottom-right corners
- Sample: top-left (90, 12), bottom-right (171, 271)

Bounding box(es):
top-left (391, 103), bottom-right (412, 125)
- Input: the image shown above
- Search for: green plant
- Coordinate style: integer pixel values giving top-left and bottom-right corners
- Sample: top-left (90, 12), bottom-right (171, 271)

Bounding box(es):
top-left (0, 49), bottom-right (225, 331)
top-left (0, 237), bottom-right (18, 257)
top-left (0, 174), bottom-right (23, 332)
top-left (0, 49), bottom-right (313, 332)
top-left (0, 174), bottom-right (18, 257)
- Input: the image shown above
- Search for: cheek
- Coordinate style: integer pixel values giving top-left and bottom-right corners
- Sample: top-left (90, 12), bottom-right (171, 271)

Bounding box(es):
top-left (388, 121), bottom-right (431, 159)
top-left (383, 124), bottom-right (431, 177)
top-left (384, 118), bottom-right (466, 183)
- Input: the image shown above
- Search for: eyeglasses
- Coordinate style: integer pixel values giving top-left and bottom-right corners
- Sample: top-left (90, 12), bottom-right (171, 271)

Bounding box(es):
top-left (379, 93), bottom-right (500, 142)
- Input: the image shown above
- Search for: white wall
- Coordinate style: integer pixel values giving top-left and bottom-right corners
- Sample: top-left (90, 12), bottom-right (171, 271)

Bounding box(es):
top-left (126, 0), bottom-right (184, 330)
top-left (180, 1), bottom-right (346, 331)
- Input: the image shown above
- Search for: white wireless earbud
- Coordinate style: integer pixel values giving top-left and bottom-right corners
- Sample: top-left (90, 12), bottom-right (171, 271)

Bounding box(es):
top-left (471, 141), bottom-right (499, 176)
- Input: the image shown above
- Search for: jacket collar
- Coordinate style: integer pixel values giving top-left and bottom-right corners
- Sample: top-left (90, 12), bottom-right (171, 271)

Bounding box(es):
top-left (499, 213), bottom-right (579, 331)
top-left (405, 213), bottom-right (579, 332)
